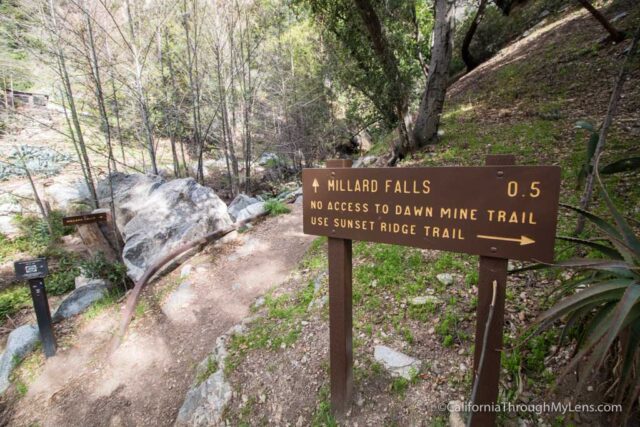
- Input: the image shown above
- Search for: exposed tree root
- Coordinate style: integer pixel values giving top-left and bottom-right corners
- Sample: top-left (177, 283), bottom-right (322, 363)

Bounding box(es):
top-left (110, 211), bottom-right (268, 351)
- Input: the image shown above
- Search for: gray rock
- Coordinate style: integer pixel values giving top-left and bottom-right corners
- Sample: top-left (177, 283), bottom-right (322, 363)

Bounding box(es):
top-left (0, 216), bottom-right (19, 237)
top-left (235, 202), bottom-right (266, 223)
top-left (97, 173), bottom-right (164, 231)
top-left (257, 152), bottom-right (278, 166)
top-left (44, 180), bottom-right (90, 210)
top-left (180, 264), bottom-right (192, 279)
top-left (0, 325), bottom-right (40, 394)
top-left (74, 276), bottom-right (104, 290)
top-left (294, 195), bottom-right (303, 205)
top-left (176, 370), bottom-right (231, 426)
top-left (611, 11), bottom-right (628, 23)
top-left (52, 281), bottom-right (108, 323)
top-left (227, 194), bottom-right (261, 221)
top-left (448, 400), bottom-right (465, 427)
top-left (373, 345), bottom-right (421, 379)
top-left (409, 295), bottom-right (441, 306)
top-left (436, 273), bottom-right (454, 286)
top-left (100, 175), bottom-right (232, 281)
top-left (177, 335), bottom-right (232, 426)
top-left (353, 155), bottom-right (378, 168)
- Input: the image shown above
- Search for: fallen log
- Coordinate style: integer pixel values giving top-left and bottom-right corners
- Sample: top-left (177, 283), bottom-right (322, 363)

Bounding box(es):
top-left (111, 211), bottom-right (268, 351)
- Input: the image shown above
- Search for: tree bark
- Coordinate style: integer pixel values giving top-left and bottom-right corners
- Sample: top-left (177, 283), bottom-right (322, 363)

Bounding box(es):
top-left (354, 0), bottom-right (413, 152)
top-left (577, 0), bottom-right (625, 43)
top-left (402, 0), bottom-right (455, 164)
top-left (461, 0), bottom-right (489, 72)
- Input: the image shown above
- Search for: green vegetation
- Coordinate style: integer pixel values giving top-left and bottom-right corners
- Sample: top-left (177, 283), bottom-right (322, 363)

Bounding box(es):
top-left (196, 357), bottom-right (220, 386)
top-left (263, 199), bottom-right (291, 217)
top-left (0, 212), bottom-right (128, 324)
top-left (225, 277), bottom-right (317, 375)
top-left (311, 386), bottom-right (338, 427)
top-left (529, 187), bottom-right (640, 412)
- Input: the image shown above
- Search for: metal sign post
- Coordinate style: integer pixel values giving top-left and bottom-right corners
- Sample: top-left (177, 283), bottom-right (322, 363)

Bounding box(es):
top-left (14, 258), bottom-right (56, 358)
top-left (302, 156), bottom-right (561, 422)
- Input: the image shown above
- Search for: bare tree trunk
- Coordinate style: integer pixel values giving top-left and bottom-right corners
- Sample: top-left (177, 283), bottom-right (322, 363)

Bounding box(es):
top-left (83, 0), bottom-right (117, 173)
top-left (403, 0), bottom-right (456, 164)
top-left (577, 0), bottom-right (625, 43)
top-left (20, 156), bottom-right (52, 235)
top-left (124, 0), bottom-right (158, 175)
top-left (575, 23), bottom-right (639, 234)
top-left (183, 0), bottom-right (204, 183)
top-left (105, 39), bottom-right (127, 169)
top-left (461, 0), bottom-right (488, 72)
top-left (215, 46), bottom-right (239, 196)
top-left (48, 0), bottom-right (98, 208)
top-left (160, 30), bottom-right (181, 178)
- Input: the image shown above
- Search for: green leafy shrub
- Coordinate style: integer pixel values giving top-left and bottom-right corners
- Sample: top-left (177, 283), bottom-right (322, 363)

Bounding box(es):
top-left (79, 253), bottom-right (129, 287)
top-left (264, 199), bottom-right (291, 216)
top-left (13, 211), bottom-right (74, 254)
top-left (530, 184), bottom-right (640, 418)
top-left (0, 287), bottom-right (30, 320)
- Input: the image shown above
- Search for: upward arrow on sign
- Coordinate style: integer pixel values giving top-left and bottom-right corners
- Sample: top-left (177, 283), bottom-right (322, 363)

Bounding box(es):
top-left (312, 178), bottom-right (320, 193)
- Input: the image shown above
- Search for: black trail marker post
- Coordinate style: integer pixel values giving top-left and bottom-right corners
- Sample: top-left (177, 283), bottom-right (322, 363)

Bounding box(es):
top-left (302, 155), bottom-right (562, 422)
top-left (14, 258), bottom-right (56, 358)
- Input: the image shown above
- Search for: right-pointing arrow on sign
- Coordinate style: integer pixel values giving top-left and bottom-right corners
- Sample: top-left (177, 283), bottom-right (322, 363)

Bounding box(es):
top-left (477, 234), bottom-right (535, 246)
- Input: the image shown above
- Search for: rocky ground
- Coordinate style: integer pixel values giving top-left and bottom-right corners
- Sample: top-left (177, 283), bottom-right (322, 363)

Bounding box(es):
top-left (2, 203), bottom-right (312, 426)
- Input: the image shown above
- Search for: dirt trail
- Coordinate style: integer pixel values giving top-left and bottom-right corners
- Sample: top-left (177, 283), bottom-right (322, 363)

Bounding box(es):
top-left (9, 204), bottom-right (313, 426)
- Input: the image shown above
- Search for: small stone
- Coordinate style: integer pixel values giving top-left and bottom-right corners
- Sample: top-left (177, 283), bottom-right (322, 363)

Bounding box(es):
top-left (436, 273), bottom-right (454, 286)
top-left (373, 345), bottom-right (421, 379)
top-left (587, 385), bottom-right (594, 392)
top-left (410, 295), bottom-right (441, 306)
top-left (459, 363), bottom-right (467, 372)
top-left (457, 348), bottom-right (465, 355)
top-left (254, 296), bottom-right (265, 308)
top-left (180, 264), bottom-right (192, 278)
top-left (259, 394), bottom-right (267, 403)
top-left (428, 327), bottom-right (435, 335)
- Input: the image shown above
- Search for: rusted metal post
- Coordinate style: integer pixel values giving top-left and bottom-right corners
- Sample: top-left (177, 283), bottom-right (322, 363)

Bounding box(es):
top-left (469, 154), bottom-right (515, 426)
top-left (327, 158), bottom-right (354, 419)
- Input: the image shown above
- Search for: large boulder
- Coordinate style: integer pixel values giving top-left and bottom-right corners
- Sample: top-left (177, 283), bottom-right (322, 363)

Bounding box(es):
top-left (52, 280), bottom-right (108, 323)
top-left (101, 175), bottom-right (232, 281)
top-left (0, 324), bottom-right (40, 394)
top-left (44, 179), bottom-right (91, 211)
top-left (97, 173), bottom-right (164, 231)
top-left (235, 202), bottom-right (266, 223)
top-left (227, 194), bottom-right (261, 221)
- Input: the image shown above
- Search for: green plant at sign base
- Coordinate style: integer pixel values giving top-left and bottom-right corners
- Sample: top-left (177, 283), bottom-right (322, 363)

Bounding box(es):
top-left (264, 199), bottom-right (291, 216)
top-left (528, 180), bottom-right (640, 421)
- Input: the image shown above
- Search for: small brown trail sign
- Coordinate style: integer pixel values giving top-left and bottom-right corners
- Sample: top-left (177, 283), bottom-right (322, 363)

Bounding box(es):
top-left (303, 165), bottom-right (561, 262)
top-left (62, 212), bottom-right (108, 226)
top-left (302, 158), bottom-right (562, 423)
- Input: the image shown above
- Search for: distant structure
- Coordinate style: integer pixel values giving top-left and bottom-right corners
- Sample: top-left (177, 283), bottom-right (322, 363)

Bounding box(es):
top-left (3, 89), bottom-right (49, 109)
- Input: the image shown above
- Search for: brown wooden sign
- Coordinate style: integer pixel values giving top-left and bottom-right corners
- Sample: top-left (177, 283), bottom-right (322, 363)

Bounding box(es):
top-left (62, 212), bottom-right (108, 226)
top-left (303, 165), bottom-right (561, 262)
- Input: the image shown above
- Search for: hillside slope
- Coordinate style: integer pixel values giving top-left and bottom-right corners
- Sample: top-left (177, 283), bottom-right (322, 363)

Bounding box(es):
top-left (217, 2), bottom-right (640, 426)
